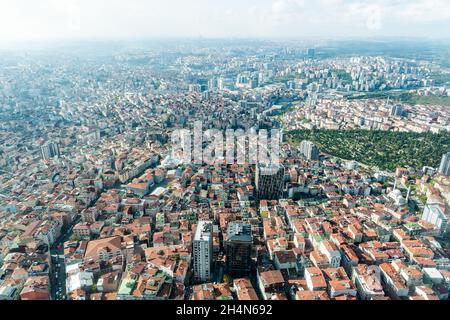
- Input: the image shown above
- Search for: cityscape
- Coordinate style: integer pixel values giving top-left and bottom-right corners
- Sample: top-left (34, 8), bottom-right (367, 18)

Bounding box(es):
top-left (1, 0), bottom-right (450, 304)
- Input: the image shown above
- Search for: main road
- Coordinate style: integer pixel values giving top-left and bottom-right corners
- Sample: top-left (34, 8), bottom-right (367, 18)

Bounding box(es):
top-left (50, 215), bottom-right (81, 300)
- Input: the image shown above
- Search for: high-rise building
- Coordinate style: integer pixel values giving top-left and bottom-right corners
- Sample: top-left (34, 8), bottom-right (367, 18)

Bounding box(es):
top-left (40, 142), bottom-right (60, 161)
top-left (225, 222), bottom-right (253, 276)
top-left (438, 152), bottom-right (450, 176)
top-left (390, 104), bottom-right (404, 117)
top-left (422, 203), bottom-right (448, 235)
top-left (307, 48), bottom-right (315, 59)
top-left (193, 220), bottom-right (213, 283)
top-left (208, 77), bottom-right (218, 91)
top-left (250, 76), bottom-right (259, 89)
top-left (188, 84), bottom-right (201, 93)
top-left (300, 140), bottom-right (320, 161)
top-left (255, 164), bottom-right (285, 200)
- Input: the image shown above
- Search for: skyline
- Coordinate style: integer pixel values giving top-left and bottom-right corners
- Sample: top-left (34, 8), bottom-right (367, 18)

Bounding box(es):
top-left (1, 4), bottom-right (450, 303)
top-left (1, 0), bottom-right (450, 44)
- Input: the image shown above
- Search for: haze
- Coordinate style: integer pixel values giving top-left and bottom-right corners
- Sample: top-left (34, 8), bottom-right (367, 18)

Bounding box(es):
top-left (0, 0), bottom-right (450, 43)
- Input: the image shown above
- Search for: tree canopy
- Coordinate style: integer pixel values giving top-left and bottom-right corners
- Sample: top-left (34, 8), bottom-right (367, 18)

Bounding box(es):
top-left (288, 129), bottom-right (450, 171)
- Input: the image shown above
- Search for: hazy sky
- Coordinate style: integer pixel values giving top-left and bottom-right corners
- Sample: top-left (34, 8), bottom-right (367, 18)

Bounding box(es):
top-left (0, 0), bottom-right (449, 42)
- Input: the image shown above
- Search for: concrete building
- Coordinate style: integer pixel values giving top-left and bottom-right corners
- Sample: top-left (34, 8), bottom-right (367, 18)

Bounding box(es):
top-left (438, 152), bottom-right (450, 176)
top-left (193, 220), bottom-right (213, 283)
top-left (300, 140), bottom-right (320, 161)
top-left (422, 203), bottom-right (448, 235)
top-left (390, 104), bottom-right (404, 117)
top-left (255, 164), bottom-right (285, 200)
top-left (225, 222), bottom-right (253, 276)
top-left (40, 142), bottom-right (60, 161)
top-left (352, 265), bottom-right (385, 300)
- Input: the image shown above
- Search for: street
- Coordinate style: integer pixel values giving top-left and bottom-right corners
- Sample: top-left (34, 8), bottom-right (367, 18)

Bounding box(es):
top-left (49, 215), bottom-right (81, 300)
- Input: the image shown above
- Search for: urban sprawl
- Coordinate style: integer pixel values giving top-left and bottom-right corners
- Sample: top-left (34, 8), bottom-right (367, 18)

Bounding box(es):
top-left (0, 41), bottom-right (450, 301)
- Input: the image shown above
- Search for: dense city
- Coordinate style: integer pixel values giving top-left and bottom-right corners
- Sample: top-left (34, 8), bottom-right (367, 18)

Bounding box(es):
top-left (0, 39), bottom-right (450, 301)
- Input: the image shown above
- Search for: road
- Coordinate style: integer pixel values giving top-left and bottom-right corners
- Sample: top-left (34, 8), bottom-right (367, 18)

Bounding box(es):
top-left (49, 215), bottom-right (81, 300)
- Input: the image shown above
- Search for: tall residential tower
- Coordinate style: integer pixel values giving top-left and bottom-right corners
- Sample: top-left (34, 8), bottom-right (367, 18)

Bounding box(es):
top-left (193, 220), bottom-right (213, 283)
top-left (300, 140), bottom-right (320, 161)
top-left (438, 152), bottom-right (450, 176)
